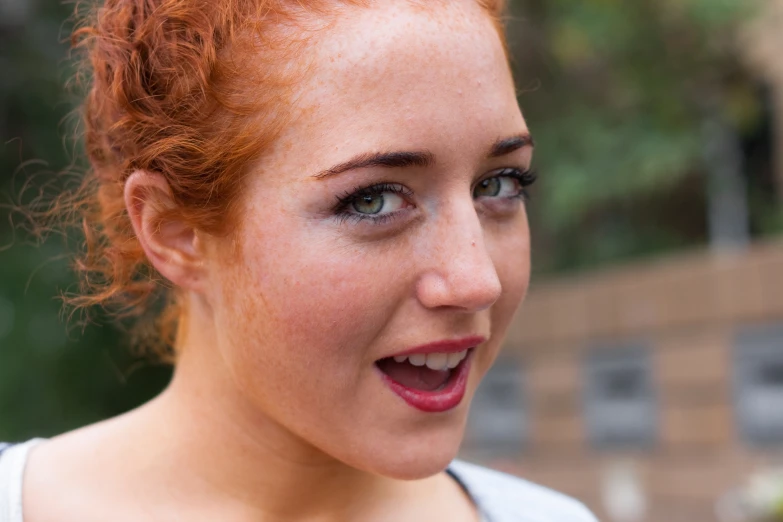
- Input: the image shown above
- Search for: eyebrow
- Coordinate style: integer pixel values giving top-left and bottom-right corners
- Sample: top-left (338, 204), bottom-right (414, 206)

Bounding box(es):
top-left (312, 133), bottom-right (534, 180)
top-left (313, 151), bottom-right (435, 179)
top-left (488, 133), bottom-right (535, 158)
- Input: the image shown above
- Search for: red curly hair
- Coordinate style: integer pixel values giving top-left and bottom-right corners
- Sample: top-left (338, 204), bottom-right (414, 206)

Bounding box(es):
top-left (63, 0), bottom-right (509, 361)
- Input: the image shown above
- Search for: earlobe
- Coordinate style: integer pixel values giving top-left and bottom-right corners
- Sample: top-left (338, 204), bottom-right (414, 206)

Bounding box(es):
top-left (124, 170), bottom-right (206, 290)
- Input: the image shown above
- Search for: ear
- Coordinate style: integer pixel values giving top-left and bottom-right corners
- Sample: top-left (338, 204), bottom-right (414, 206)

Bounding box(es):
top-left (124, 170), bottom-right (206, 291)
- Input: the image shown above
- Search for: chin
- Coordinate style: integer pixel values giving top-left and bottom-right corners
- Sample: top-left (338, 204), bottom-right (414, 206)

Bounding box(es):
top-left (352, 416), bottom-right (470, 481)
top-left (370, 446), bottom-right (462, 481)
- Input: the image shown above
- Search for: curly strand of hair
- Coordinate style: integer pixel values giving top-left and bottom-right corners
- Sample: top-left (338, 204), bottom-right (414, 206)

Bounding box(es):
top-left (18, 0), bottom-right (510, 362)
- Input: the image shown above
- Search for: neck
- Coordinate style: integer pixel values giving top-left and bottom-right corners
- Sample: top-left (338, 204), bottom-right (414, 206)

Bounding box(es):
top-left (131, 295), bottom-right (431, 521)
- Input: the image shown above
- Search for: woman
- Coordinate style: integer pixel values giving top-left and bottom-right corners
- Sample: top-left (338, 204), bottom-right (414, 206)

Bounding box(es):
top-left (0, 0), bottom-right (597, 520)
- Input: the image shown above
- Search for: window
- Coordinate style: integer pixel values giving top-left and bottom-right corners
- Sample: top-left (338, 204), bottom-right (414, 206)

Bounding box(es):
top-left (735, 324), bottom-right (783, 445)
top-left (584, 344), bottom-right (657, 449)
top-left (464, 359), bottom-right (527, 456)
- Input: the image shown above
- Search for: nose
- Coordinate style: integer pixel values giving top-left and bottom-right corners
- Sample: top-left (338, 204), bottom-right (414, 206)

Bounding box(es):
top-left (415, 200), bottom-right (502, 313)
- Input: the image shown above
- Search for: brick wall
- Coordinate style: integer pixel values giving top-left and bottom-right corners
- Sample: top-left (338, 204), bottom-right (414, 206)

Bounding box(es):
top-left (463, 240), bottom-right (783, 522)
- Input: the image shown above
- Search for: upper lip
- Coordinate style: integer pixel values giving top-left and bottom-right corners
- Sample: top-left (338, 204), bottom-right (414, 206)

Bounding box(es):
top-left (383, 335), bottom-right (487, 359)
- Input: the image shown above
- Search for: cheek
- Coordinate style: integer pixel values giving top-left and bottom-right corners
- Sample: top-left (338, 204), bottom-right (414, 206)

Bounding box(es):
top-left (489, 219), bottom-right (531, 341)
top-left (218, 223), bottom-right (406, 386)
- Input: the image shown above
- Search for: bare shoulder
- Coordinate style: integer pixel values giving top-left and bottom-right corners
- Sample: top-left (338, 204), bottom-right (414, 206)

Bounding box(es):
top-left (22, 419), bottom-right (152, 522)
top-left (23, 431), bottom-right (110, 522)
top-left (448, 460), bottom-right (598, 522)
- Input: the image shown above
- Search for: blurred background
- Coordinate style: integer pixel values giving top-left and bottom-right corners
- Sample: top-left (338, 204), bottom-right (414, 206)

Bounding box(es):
top-left (1, 0), bottom-right (782, 521)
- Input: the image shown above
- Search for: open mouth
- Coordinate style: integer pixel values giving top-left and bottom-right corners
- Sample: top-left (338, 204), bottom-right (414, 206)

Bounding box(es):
top-left (376, 350), bottom-right (469, 391)
top-left (375, 348), bottom-right (474, 413)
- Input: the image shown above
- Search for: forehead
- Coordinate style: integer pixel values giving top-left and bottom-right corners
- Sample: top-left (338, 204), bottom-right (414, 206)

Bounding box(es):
top-left (265, 1), bottom-right (524, 173)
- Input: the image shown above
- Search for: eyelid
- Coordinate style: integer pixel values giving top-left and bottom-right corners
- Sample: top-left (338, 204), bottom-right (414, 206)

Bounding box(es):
top-left (475, 167), bottom-right (536, 188)
top-left (332, 182), bottom-right (414, 225)
top-left (472, 167), bottom-right (537, 204)
top-left (333, 182), bottom-right (412, 209)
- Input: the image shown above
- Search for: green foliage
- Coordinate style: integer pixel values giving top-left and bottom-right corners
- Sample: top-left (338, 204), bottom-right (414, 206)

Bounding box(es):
top-left (532, 112), bottom-right (701, 230)
top-left (509, 0), bottom-right (766, 274)
top-left (0, 2), bottom-right (171, 440)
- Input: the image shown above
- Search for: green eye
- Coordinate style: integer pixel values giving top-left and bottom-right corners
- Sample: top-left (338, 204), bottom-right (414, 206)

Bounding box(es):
top-left (337, 183), bottom-right (410, 222)
top-left (352, 194), bottom-right (385, 214)
top-left (474, 177), bottom-right (501, 198)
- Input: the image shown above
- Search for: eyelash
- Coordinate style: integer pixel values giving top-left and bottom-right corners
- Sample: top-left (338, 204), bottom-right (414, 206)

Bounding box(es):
top-left (333, 168), bottom-right (537, 224)
top-left (334, 183), bottom-right (413, 224)
top-left (491, 167), bottom-right (538, 200)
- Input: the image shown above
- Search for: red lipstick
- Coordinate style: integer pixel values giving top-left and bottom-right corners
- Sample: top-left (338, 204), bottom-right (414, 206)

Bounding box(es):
top-left (388, 335), bottom-right (486, 358)
top-left (376, 336), bottom-right (485, 413)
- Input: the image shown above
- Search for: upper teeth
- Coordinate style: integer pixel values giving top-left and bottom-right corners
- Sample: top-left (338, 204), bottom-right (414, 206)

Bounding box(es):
top-left (392, 350), bottom-right (468, 370)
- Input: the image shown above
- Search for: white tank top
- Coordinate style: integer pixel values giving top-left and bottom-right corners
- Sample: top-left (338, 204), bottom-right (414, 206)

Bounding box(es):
top-left (0, 440), bottom-right (41, 522)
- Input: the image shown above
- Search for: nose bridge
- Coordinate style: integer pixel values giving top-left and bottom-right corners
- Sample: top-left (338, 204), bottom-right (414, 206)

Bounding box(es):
top-left (416, 197), bottom-right (502, 312)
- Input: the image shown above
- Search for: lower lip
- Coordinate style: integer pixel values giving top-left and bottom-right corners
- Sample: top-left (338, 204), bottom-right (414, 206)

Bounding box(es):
top-left (377, 351), bottom-right (473, 413)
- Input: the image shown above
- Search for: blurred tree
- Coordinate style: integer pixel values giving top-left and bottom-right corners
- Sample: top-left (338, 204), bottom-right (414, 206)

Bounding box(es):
top-left (507, 0), bottom-right (772, 273)
top-left (0, 1), bottom-right (171, 441)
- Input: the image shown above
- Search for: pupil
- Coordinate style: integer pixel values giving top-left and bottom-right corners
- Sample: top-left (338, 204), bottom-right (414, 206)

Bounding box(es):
top-left (353, 194), bottom-right (384, 214)
top-left (476, 177), bottom-right (501, 197)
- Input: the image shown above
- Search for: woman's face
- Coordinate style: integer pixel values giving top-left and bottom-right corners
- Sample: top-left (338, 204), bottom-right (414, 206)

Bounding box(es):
top-left (208, 1), bottom-right (532, 479)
